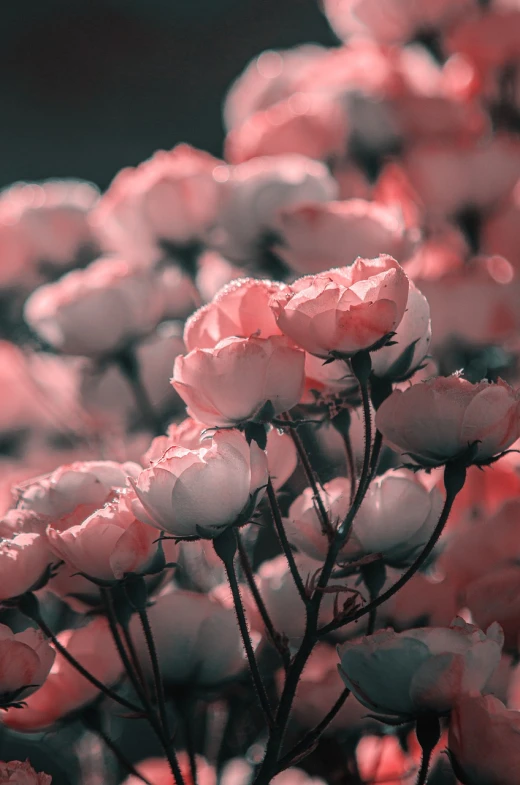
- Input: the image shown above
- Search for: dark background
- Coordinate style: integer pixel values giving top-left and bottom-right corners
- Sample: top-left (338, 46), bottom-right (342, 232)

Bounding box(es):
top-left (0, 0), bottom-right (336, 191)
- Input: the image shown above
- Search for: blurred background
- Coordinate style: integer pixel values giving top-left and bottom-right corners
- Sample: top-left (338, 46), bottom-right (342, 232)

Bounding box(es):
top-left (0, 0), bottom-right (336, 190)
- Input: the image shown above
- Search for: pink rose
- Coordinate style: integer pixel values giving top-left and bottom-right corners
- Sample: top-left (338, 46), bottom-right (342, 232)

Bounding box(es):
top-left (463, 565), bottom-right (520, 653)
top-left (128, 589), bottom-right (245, 686)
top-left (338, 618), bottom-right (503, 720)
top-left (184, 277), bottom-right (285, 351)
top-left (1, 618), bottom-right (122, 732)
top-left (0, 760), bottom-right (52, 785)
top-left (0, 624), bottom-right (55, 707)
top-left (195, 250), bottom-right (244, 304)
top-left (47, 492), bottom-right (169, 583)
top-left (449, 695), bottom-right (520, 784)
top-left (270, 255), bottom-right (409, 358)
top-left (370, 282), bottom-right (431, 381)
top-left (131, 430), bottom-right (268, 539)
top-left (172, 335), bottom-right (305, 427)
top-left (91, 144), bottom-right (224, 263)
top-left (376, 376), bottom-right (520, 468)
top-left (0, 533), bottom-right (53, 601)
top-left (273, 200), bottom-right (413, 275)
top-left (224, 93), bottom-right (348, 165)
top-left (209, 154), bottom-right (337, 264)
top-left (24, 257), bottom-right (165, 357)
top-left (143, 417), bottom-right (205, 464)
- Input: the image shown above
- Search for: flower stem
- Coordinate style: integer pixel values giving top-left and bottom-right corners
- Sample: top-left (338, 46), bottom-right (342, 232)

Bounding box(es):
top-left (237, 530), bottom-right (291, 671)
top-left (318, 463), bottom-right (466, 636)
top-left (213, 528), bottom-right (275, 729)
top-left (342, 431), bottom-right (357, 505)
top-left (275, 687), bottom-right (350, 772)
top-left (266, 477), bottom-right (308, 605)
top-left (17, 593), bottom-right (142, 714)
top-left (116, 348), bottom-right (162, 436)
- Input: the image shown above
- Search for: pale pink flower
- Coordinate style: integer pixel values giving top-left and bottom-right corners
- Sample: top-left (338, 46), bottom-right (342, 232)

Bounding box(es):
top-left (339, 618), bottom-right (503, 720)
top-left (0, 760), bottom-right (52, 784)
top-left (184, 278), bottom-right (285, 351)
top-left (91, 144), bottom-right (225, 263)
top-left (122, 754), bottom-right (215, 785)
top-left (449, 694), bottom-right (520, 784)
top-left (172, 335), bottom-right (305, 427)
top-left (376, 376), bottom-right (520, 467)
top-left (270, 255), bottom-right (409, 358)
top-left (273, 200), bottom-right (413, 275)
top-left (24, 257), bottom-right (165, 357)
top-left (463, 565), bottom-right (520, 653)
top-left (131, 430), bottom-right (268, 539)
top-left (0, 624), bottom-right (55, 707)
top-left (1, 618), bottom-right (122, 732)
top-left (0, 533), bottom-right (53, 601)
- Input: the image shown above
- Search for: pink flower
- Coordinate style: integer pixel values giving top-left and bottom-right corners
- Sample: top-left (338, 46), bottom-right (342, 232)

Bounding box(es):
top-left (270, 255), bottom-right (409, 358)
top-left (24, 257), bottom-right (165, 357)
top-left (0, 760), bottom-right (52, 785)
top-left (463, 565), bottom-right (520, 653)
top-left (1, 618), bottom-right (122, 732)
top-left (15, 459), bottom-right (141, 522)
top-left (376, 376), bottom-right (520, 467)
top-left (209, 154), bottom-right (337, 264)
top-left (356, 735), bottom-right (418, 785)
top-left (128, 589), bottom-right (245, 686)
top-left (184, 278), bottom-right (285, 351)
top-left (273, 200), bottom-right (413, 275)
top-left (265, 427), bottom-right (297, 490)
top-left (370, 282), bottom-right (431, 381)
top-left (91, 144), bottom-right (224, 263)
top-left (449, 694), bottom-right (520, 784)
top-left (0, 624), bottom-right (55, 707)
top-left (0, 533), bottom-right (53, 601)
top-left (143, 417), bottom-right (205, 464)
top-left (46, 492), bottom-right (168, 583)
top-left (131, 430), bottom-right (268, 539)
top-left (172, 335), bottom-right (305, 427)
top-left (224, 93), bottom-right (348, 165)
top-left (195, 250), bottom-right (244, 303)
top-left (338, 618), bottom-right (503, 720)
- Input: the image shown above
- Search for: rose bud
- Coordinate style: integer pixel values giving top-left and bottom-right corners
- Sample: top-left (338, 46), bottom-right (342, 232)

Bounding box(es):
top-left (376, 376), bottom-right (520, 469)
top-left (128, 588), bottom-right (245, 686)
top-left (370, 282), bottom-right (431, 382)
top-left (1, 617), bottom-right (122, 732)
top-left (183, 278), bottom-right (286, 352)
top-left (285, 470), bottom-right (443, 569)
top-left (270, 255), bottom-right (409, 359)
top-left (0, 533), bottom-right (54, 601)
top-left (0, 624), bottom-right (55, 708)
top-left (46, 492), bottom-right (172, 584)
top-left (449, 694), bottom-right (520, 785)
top-left (172, 335), bottom-right (305, 427)
top-left (463, 565), bottom-right (520, 654)
top-left (0, 760), bottom-right (52, 785)
top-left (273, 200), bottom-right (413, 275)
top-left (131, 429), bottom-right (268, 539)
top-left (122, 754), bottom-right (216, 785)
top-left (209, 154), bottom-right (337, 265)
top-left (338, 618), bottom-right (503, 721)
top-left (91, 144), bottom-right (224, 263)
top-left (24, 257), bottom-right (165, 358)
top-left (15, 459), bottom-right (141, 523)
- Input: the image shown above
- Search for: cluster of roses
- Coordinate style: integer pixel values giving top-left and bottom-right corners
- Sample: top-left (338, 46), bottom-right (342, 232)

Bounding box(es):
top-left (1, 0), bottom-right (520, 784)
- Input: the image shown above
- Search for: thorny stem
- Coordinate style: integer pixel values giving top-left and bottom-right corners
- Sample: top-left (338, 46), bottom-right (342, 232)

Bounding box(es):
top-left (266, 477), bottom-right (308, 605)
top-left (214, 529), bottom-right (275, 730)
top-left (102, 588), bottom-right (186, 785)
top-left (236, 530), bottom-right (291, 671)
top-left (342, 431), bottom-right (357, 506)
top-left (275, 687), bottom-right (351, 772)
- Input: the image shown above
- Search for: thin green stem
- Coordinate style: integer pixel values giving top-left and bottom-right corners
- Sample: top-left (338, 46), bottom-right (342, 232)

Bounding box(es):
top-left (237, 530), bottom-right (291, 671)
top-left (214, 529), bottom-right (275, 729)
top-left (266, 477), bottom-right (308, 605)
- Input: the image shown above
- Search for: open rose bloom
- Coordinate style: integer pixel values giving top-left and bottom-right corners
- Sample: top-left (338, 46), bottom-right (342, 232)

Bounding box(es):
top-left (3, 3), bottom-right (520, 784)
